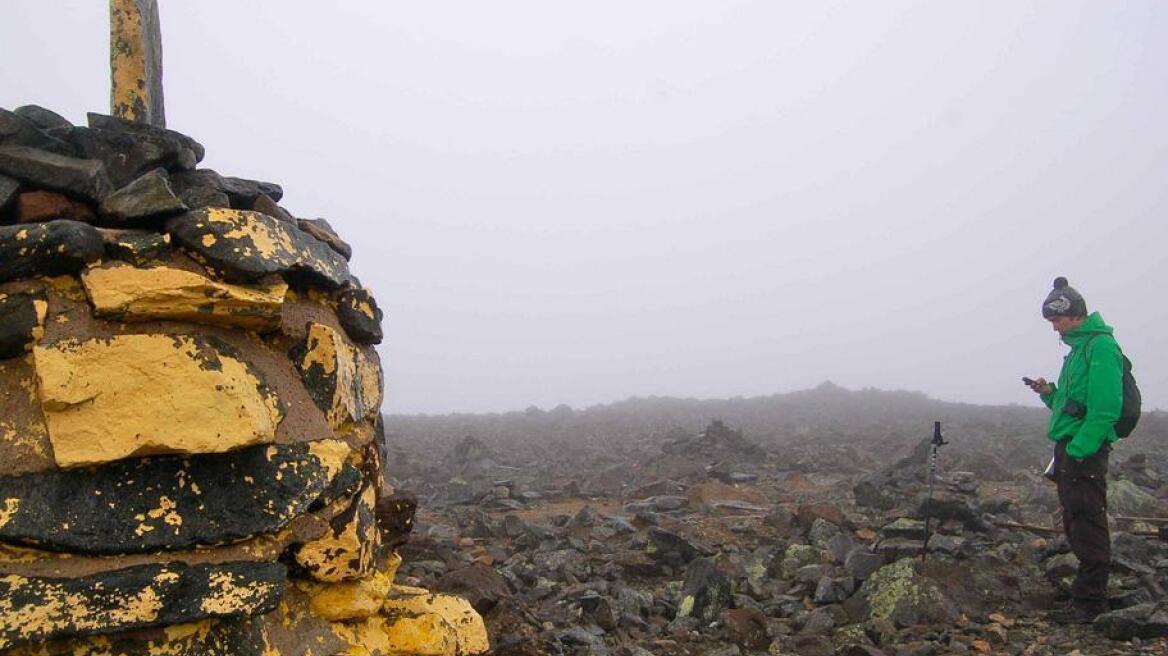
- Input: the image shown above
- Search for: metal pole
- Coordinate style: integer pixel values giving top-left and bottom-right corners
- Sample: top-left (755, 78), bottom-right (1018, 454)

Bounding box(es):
top-left (921, 421), bottom-right (947, 560)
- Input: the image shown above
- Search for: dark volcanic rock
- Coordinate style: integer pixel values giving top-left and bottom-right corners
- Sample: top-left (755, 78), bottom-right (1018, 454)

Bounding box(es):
top-left (0, 108), bottom-right (73, 156)
top-left (648, 528), bottom-right (715, 568)
top-left (0, 174), bottom-right (18, 214)
top-left (298, 218), bottom-right (353, 260)
top-left (12, 105), bottom-right (72, 132)
top-left (0, 562), bottom-right (284, 650)
top-left (678, 557), bottom-right (732, 623)
top-left (337, 286), bottom-right (384, 344)
top-left (24, 616), bottom-right (270, 656)
top-left (0, 291), bottom-right (46, 360)
top-left (0, 220), bottom-right (104, 283)
top-left (0, 145), bottom-right (112, 202)
top-left (375, 491), bottom-right (417, 548)
top-left (167, 208), bottom-right (351, 289)
top-left (68, 112), bottom-right (203, 188)
top-left (98, 168), bottom-right (188, 224)
top-left (437, 562), bottom-right (511, 613)
top-left (252, 193), bottom-right (296, 223)
top-left (169, 169), bottom-right (231, 210)
top-left (1094, 602), bottom-right (1168, 640)
top-left (221, 175), bottom-right (283, 206)
top-left (100, 228), bottom-right (174, 266)
top-left (0, 439), bottom-right (357, 554)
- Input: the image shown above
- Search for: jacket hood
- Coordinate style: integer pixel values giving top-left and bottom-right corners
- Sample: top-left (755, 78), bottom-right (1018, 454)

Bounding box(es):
top-left (1062, 311), bottom-right (1113, 346)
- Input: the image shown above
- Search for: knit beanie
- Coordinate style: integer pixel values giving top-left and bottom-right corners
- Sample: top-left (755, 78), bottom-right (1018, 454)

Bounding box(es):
top-left (1041, 277), bottom-right (1087, 319)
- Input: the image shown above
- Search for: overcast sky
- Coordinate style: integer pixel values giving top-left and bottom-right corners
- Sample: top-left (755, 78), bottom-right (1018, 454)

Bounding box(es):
top-left (3, 1), bottom-right (1165, 414)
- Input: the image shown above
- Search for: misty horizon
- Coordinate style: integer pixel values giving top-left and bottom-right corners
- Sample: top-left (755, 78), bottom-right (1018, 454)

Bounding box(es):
top-left (4, 2), bottom-right (1165, 415)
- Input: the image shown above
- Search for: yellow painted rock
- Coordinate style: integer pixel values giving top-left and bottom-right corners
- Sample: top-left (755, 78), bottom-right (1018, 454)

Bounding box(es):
top-left (293, 481), bottom-right (379, 582)
top-left (299, 551), bottom-right (402, 622)
top-left (332, 614), bottom-right (458, 656)
top-left (382, 587), bottom-right (490, 656)
top-left (33, 334), bottom-right (283, 467)
top-left (81, 262), bottom-right (287, 331)
top-left (291, 322), bottom-right (382, 432)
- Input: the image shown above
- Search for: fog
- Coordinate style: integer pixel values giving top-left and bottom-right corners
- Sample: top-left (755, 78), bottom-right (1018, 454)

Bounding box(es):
top-left (3, 1), bottom-right (1165, 414)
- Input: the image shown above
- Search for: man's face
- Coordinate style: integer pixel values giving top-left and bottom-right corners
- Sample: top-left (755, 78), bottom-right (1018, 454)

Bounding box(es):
top-left (1049, 315), bottom-right (1083, 335)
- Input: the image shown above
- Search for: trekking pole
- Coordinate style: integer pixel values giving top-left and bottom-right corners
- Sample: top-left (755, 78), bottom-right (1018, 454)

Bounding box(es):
top-left (920, 421), bottom-right (948, 561)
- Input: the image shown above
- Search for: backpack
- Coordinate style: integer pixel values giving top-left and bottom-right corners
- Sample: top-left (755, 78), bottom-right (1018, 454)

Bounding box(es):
top-left (1115, 354), bottom-right (1142, 437)
top-left (1086, 335), bottom-right (1142, 438)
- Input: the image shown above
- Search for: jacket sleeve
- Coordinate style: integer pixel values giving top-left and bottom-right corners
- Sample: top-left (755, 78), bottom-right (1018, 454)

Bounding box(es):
top-left (1066, 337), bottom-right (1124, 459)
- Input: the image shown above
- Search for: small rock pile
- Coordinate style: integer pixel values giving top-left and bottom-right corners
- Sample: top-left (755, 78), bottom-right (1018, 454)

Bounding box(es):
top-left (0, 105), bottom-right (487, 655)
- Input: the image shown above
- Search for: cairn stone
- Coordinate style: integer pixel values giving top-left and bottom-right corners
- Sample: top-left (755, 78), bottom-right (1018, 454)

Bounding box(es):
top-left (0, 104), bottom-right (478, 654)
top-left (0, 220), bottom-right (104, 282)
top-left (98, 167), bottom-right (188, 223)
top-left (0, 145), bottom-right (112, 203)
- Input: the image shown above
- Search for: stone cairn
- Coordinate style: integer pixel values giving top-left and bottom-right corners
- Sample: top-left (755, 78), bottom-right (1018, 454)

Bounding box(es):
top-left (0, 105), bottom-right (488, 655)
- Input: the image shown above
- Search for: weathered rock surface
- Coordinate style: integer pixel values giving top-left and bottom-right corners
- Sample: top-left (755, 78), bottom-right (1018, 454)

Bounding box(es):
top-left (11, 105), bottom-right (72, 133)
top-left (0, 220), bottom-right (104, 283)
top-left (0, 108), bottom-right (73, 156)
top-left (0, 561), bottom-right (284, 649)
top-left (298, 217), bottom-right (352, 260)
top-left (69, 113), bottom-right (203, 188)
top-left (6, 616), bottom-right (270, 656)
top-left (0, 291), bottom-right (47, 360)
top-left (0, 174), bottom-right (18, 213)
top-left (82, 263), bottom-right (287, 331)
top-left (167, 208), bottom-right (351, 289)
top-left (338, 285), bottom-right (384, 345)
top-left (291, 322), bottom-right (382, 432)
top-left (293, 481), bottom-right (380, 582)
top-left (98, 168), bottom-right (188, 223)
top-left (381, 586), bottom-right (491, 656)
top-left (168, 169), bottom-right (230, 210)
top-left (100, 228), bottom-right (173, 265)
top-left (0, 439), bottom-right (355, 553)
top-left (0, 145), bottom-right (112, 203)
top-left (299, 551), bottom-right (401, 622)
top-left (677, 557), bottom-right (733, 623)
top-left (33, 333), bottom-right (283, 466)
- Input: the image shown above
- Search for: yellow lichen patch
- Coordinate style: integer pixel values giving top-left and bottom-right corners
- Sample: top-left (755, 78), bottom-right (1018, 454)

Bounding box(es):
top-left (293, 483), bottom-right (379, 583)
top-left (199, 570), bottom-right (281, 616)
top-left (81, 263), bottom-right (288, 331)
top-left (0, 499), bottom-right (20, 530)
top-left (382, 588), bottom-right (490, 656)
top-left (298, 552), bottom-right (401, 622)
top-left (33, 334), bottom-right (283, 467)
top-left (331, 615), bottom-right (458, 656)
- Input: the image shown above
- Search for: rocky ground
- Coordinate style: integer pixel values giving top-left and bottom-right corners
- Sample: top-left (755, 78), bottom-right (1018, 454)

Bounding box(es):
top-left (384, 386), bottom-right (1168, 655)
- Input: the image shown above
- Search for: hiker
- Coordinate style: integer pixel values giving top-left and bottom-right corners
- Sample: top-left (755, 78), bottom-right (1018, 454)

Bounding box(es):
top-left (1025, 277), bottom-right (1124, 624)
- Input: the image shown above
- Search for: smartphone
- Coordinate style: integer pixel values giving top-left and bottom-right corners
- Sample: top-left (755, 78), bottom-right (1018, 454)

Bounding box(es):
top-left (1022, 377), bottom-right (1036, 386)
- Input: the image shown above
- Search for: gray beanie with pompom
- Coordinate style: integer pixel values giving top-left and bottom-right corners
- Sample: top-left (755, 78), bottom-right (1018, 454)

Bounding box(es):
top-left (1042, 277), bottom-right (1087, 319)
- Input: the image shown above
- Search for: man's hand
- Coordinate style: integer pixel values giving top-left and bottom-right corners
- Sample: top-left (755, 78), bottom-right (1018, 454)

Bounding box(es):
top-left (1025, 376), bottom-right (1053, 395)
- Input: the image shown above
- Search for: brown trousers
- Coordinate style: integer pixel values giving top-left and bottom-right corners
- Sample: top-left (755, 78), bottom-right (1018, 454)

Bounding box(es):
top-left (1054, 440), bottom-right (1111, 611)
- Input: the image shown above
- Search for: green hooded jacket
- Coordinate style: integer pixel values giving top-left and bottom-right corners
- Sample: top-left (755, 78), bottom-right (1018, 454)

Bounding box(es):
top-left (1039, 312), bottom-right (1124, 459)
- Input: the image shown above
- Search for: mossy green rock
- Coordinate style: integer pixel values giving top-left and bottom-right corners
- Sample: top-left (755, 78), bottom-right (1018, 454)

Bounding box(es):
top-left (781, 543), bottom-right (821, 578)
top-left (861, 559), bottom-right (955, 628)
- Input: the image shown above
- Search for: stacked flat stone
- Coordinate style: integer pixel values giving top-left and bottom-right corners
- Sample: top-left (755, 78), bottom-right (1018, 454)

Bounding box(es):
top-left (0, 105), bottom-right (487, 655)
